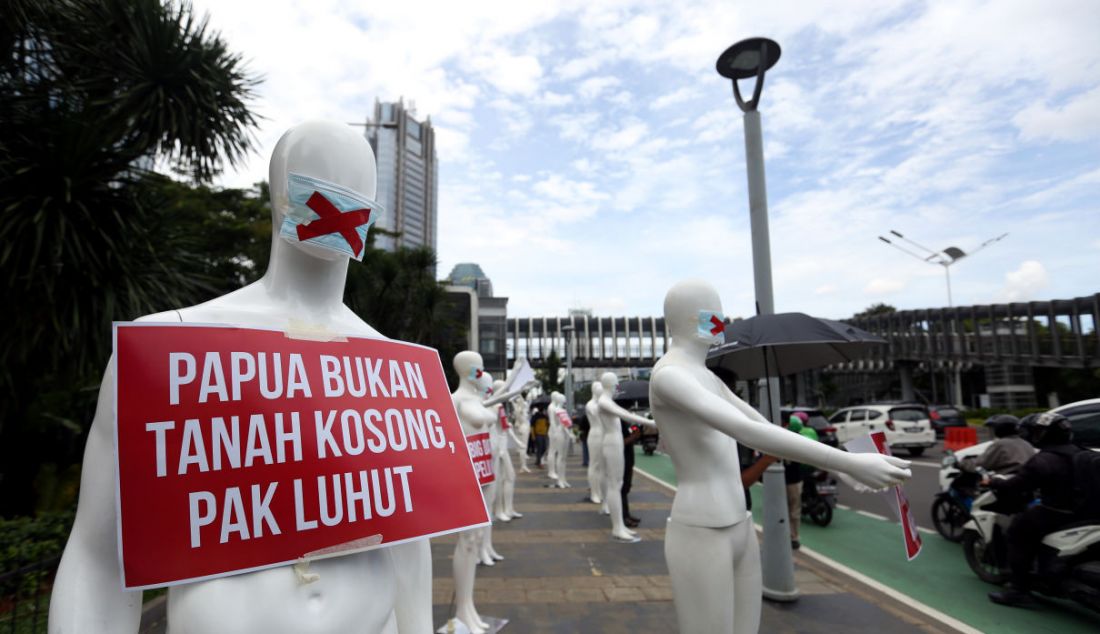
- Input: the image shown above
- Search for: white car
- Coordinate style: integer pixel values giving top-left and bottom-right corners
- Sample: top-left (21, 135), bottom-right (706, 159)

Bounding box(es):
top-left (828, 404), bottom-right (937, 457)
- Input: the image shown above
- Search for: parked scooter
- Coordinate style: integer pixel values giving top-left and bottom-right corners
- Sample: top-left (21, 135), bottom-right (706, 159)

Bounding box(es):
top-left (961, 488), bottom-right (1100, 613)
top-left (801, 468), bottom-right (837, 527)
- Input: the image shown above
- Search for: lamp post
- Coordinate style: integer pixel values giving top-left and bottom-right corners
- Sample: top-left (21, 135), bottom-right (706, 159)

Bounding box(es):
top-left (716, 37), bottom-right (798, 602)
top-left (878, 230), bottom-right (1008, 404)
top-left (562, 325), bottom-right (575, 412)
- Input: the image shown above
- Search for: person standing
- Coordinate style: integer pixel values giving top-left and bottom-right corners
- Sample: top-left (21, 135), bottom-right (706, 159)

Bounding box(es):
top-left (531, 406), bottom-right (550, 468)
top-left (622, 420), bottom-right (642, 527)
top-left (781, 413), bottom-right (817, 550)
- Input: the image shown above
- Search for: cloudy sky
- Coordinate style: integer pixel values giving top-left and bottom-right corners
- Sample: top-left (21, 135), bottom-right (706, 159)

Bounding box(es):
top-left (193, 0), bottom-right (1100, 320)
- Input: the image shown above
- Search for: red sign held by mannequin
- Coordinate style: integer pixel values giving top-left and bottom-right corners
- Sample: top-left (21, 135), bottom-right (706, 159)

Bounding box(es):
top-left (498, 405), bottom-right (510, 430)
top-left (113, 323), bottom-right (489, 589)
top-left (846, 432), bottom-right (922, 561)
top-left (466, 432), bottom-right (494, 485)
top-left (555, 410), bottom-right (573, 429)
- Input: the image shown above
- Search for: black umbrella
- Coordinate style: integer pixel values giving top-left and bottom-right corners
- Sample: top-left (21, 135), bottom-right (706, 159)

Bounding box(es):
top-left (706, 312), bottom-right (886, 379)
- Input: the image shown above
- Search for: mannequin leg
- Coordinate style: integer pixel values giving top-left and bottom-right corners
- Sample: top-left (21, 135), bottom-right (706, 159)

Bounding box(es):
top-left (517, 433), bottom-right (531, 472)
top-left (453, 531), bottom-right (487, 634)
top-left (497, 450), bottom-right (520, 520)
top-left (555, 438), bottom-right (570, 488)
top-left (546, 435), bottom-right (560, 481)
top-left (731, 520), bottom-right (763, 634)
top-left (665, 519), bottom-right (761, 634)
top-left (602, 444), bottom-right (636, 541)
top-left (587, 440), bottom-right (603, 503)
top-left (478, 483), bottom-right (498, 565)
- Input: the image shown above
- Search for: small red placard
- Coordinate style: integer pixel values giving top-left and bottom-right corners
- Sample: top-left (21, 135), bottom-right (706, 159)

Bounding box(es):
top-left (466, 431), bottom-right (495, 485)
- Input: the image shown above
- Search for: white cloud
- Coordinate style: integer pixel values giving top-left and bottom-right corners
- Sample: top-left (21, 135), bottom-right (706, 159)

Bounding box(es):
top-left (865, 278), bottom-right (905, 295)
top-left (1014, 85), bottom-right (1100, 142)
top-left (1002, 260), bottom-right (1049, 301)
top-left (577, 76), bottom-right (621, 99)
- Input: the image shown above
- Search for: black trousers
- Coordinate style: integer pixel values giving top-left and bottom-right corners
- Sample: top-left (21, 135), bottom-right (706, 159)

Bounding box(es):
top-left (622, 443), bottom-right (635, 519)
top-left (1006, 505), bottom-right (1075, 587)
top-left (534, 435), bottom-right (548, 465)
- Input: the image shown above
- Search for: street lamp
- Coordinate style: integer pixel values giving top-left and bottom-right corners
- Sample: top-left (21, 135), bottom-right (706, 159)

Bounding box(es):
top-left (716, 37), bottom-right (799, 602)
top-left (877, 230), bottom-right (1008, 307)
top-left (877, 230), bottom-right (1008, 405)
top-left (562, 325), bottom-right (575, 412)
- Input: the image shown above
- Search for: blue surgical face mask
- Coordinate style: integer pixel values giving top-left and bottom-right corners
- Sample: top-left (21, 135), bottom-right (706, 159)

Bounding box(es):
top-left (279, 172), bottom-right (383, 261)
top-left (698, 310), bottom-right (726, 344)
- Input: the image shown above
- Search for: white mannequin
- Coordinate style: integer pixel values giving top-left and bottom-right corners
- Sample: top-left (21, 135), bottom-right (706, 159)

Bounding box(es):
top-left (49, 121), bottom-right (432, 633)
top-left (450, 351), bottom-right (501, 634)
top-left (597, 373), bottom-right (654, 542)
top-left (545, 392), bottom-right (572, 488)
top-left (475, 374), bottom-right (504, 565)
top-left (511, 392), bottom-right (533, 473)
top-left (650, 279), bottom-right (912, 634)
top-left (490, 380), bottom-right (523, 522)
top-left (584, 382), bottom-right (606, 505)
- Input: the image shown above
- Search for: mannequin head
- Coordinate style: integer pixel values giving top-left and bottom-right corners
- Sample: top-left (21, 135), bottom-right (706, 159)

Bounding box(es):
top-left (591, 382), bottom-right (604, 400)
top-left (477, 371), bottom-right (495, 398)
top-left (492, 379), bottom-right (506, 397)
top-left (551, 392), bottom-right (565, 406)
top-left (664, 279), bottom-right (725, 348)
top-left (268, 121), bottom-right (378, 262)
top-left (599, 372), bottom-right (618, 392)
top-left (453, 351), bottom-right (485, 387)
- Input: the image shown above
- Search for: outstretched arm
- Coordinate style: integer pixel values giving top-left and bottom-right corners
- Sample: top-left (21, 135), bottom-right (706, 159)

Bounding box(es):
top-left (50, 360), bottom-right (142, 633)
top-left (599, 397), bottom-right (656, 428)
top-left (652, 366), bottom-right (910, 490)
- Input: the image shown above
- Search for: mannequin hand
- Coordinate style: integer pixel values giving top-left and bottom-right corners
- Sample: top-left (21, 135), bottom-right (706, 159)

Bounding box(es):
top-left (839, 453), bottom-right (911, 491)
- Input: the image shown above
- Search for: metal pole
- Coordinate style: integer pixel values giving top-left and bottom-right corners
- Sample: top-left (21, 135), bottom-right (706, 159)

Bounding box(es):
top-left (944, 265), bottom-right (953, 308)
top-left (743, 108), bottom-right (799, 601)
top-left (564, 328), bottom-right (574, 412)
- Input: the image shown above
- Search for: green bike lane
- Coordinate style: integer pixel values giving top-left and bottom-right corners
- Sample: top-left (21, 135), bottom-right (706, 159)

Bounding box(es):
top-left (633, 449), bottom-right (1099, 634)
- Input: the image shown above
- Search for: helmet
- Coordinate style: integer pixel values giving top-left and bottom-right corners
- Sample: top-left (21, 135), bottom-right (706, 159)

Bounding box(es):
top-left (1019, 411), bottom-right (1072, 447)
top-left (984, 414), bottom-right (1020, 438)
top-left (794, 411), bottom-right (810, 424)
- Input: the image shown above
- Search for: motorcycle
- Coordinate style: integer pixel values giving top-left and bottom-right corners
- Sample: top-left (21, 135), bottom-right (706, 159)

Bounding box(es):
top-left (801, 468), bottom-right (837, 527)
top-left (932, 451), bottom-right (982, 542)
top-left (961, 488), bottom-right (1100, 614)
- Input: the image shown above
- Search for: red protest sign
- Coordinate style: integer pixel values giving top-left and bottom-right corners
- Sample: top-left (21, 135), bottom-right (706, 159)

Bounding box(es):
top-left (498, 406), bottom-right (509, 430)
top-left (113, 323), bottom-right (488, 589)
top-left (466, 432), bottom-right (494, 485)
top-left (869, 432), bottom-right (923, 561)
top-left (555, 410), bottom-right (573, 429)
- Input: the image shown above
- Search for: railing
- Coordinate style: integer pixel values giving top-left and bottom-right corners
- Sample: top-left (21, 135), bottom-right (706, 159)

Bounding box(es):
top-left (845, 294), bottom-right (1100, 370)
top-left (0, 556), bottom-right (60, 634)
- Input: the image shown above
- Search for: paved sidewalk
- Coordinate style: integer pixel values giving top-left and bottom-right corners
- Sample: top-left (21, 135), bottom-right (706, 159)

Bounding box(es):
top-left (429, 455), bottom-right (953, 633)
top-left (139, 452), bottom-right (959, 632)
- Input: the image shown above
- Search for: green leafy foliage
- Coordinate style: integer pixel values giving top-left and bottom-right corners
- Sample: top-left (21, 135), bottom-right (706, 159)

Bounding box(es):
top-left (0, 0), bottom-right (260, 516)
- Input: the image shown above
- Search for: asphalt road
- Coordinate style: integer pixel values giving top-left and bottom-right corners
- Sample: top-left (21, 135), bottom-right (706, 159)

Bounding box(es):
top-left (832, 430), bottom-right (992, 534)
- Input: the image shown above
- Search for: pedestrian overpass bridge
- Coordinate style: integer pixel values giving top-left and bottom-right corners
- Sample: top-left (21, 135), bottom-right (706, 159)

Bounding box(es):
top-left (509, 293), bottom-right (1099, 407)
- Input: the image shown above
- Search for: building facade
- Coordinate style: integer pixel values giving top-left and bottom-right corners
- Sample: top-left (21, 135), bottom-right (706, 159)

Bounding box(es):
top-left (363, 99), bottom-right (438, 253)
top-left (444, 263), bottom-right (509, 380)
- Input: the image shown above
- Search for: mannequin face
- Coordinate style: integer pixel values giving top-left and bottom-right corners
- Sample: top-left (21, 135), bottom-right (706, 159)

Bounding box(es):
top-left (453, 350), bottom-right (485, 386)
top-left (268, 121), bottom-right (379, 262)
top-left (664, 279), bottom-right (724, 345)
top-left (477, 372), bottom-right (495, 397)
top-left (591, 382), bottom-right (604, 399)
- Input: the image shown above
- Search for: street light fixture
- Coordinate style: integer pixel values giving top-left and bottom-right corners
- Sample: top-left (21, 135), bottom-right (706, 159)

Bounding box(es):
top-left (877, 230), bottom-right (1008, 406)
top-left (716, 36), bottom-right (798, 602)
top-left (877, 230), bottom-right (1008, 307)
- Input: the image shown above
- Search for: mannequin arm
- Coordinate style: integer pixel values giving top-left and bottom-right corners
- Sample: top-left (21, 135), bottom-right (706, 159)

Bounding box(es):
top-left (506, 426), bottom-right (524, 447)
top-left (599, 397), bottom-right (655, 428)
top-left (482, 385), bottom-right (528, 408)
top-left (720, 384), bottom-right (774, 425)
top-left (388, 539), bottom-right (432, 633)
top-left (50, 361), bottom-right (143, 633)
top-left (652, 366), bottom-right (911, 490)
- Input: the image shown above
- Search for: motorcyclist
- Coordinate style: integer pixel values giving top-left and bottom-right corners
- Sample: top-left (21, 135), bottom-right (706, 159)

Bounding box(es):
top-left (987, 412), bottom-right (1082, 607)
top-left (976, 414), bottom-right (1035, 474)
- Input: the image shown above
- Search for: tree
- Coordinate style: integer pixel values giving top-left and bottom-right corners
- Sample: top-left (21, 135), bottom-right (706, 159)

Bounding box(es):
top-left (853, 303), bottom-right (897, 320)
top-left (0, 0), bottom-right (260, 515)
top-left (536, 350), bottom-right (564, 394)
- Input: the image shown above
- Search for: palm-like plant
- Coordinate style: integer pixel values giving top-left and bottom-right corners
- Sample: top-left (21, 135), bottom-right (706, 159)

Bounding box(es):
top-left (0, 0), bottom-right (260, 515)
